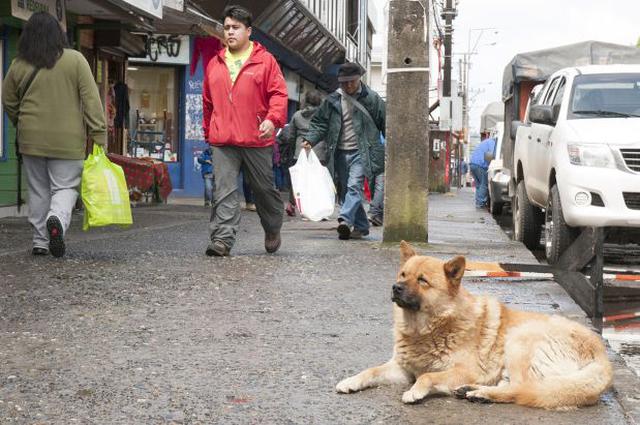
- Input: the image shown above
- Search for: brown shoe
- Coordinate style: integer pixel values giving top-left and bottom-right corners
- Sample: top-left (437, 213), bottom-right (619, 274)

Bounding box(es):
top-left (265, 231), bottom-right (281, 254)
top-left (206, 240), bottom-right (230, 257)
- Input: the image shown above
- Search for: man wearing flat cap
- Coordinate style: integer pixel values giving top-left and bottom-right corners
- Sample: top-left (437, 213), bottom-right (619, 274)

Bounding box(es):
top-left (303, 62), bottom-right (386, 240)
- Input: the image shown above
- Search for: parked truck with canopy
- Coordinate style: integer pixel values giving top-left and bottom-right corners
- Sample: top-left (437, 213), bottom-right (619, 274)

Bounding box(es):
top-left (501, 41), bottom-right (640, 263)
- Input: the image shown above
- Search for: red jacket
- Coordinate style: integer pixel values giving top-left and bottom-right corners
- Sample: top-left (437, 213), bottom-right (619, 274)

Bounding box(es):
top-left (202, 42), bottom-right (288, 148)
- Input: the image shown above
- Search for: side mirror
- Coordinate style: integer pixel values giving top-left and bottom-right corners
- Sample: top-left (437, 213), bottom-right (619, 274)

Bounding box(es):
top-left (510, 120), bottom-right (523, 139)
top-left (529, 104), bottom-right (556, 126)
top-left (552, 103), bottom-right (561, 122)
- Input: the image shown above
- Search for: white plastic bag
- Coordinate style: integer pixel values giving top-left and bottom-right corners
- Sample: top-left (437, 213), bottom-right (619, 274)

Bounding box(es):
top-left (288, 149), bottom-right (336, 221)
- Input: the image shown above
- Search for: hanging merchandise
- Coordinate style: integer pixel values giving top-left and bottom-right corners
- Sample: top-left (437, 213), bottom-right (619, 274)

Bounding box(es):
top-left (190, 36), bottom-right (222, 76)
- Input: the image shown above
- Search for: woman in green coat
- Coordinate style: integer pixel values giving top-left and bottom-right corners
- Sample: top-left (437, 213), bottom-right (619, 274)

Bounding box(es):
top-left (2, 12), bottom-right (107, 257)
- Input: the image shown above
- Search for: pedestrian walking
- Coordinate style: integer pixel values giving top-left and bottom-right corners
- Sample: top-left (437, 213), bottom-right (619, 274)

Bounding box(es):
top-left (368, 174), bottom-right (384, 226)
top-left (241, 170), bottom-right (256, 211)
top-left (367, 133), bottom-right (386, 226)
top-left (469, 137), bottom-right (496, 209)
top-left (202, 5), bottom-right (288, 256)
top-left (459, 158), bottom-right (469, 188)
top-left (2, 12), bottom-right (107, 257)
top-left (302, 62), bottom-right (385, 240)
top-left (197, 147), bottom-right (215, 207)
top-left (285, 89), bottom-right (326, 216)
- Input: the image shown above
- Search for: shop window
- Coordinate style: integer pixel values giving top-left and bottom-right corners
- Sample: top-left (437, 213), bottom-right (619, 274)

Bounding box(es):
top-left (127, 66), bottom-right (179, 162)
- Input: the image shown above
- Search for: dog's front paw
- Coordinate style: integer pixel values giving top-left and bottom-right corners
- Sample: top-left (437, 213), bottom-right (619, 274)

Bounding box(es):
top-left (454, 385), bottom-right (478, 399)
top-left (402, 385), bottom-right (429, 404)
top-left (454, 386), bottom-right (492, 404)
top-left (336, 375), bottom-right (364, 393)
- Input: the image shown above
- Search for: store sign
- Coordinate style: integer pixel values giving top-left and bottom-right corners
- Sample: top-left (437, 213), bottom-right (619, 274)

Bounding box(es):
top-left (163, 0), bottom-right (184, 12)
top-left (11, 0), bottom-right (67, 30)
top-left (120, 0), bottom-right (162, 19)
top-left (129, 34), bottom-right (190, 65)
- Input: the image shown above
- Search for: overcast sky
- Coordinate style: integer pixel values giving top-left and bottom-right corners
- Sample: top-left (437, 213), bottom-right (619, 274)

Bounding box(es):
top-left (372, 0), bottom-right (640, 133)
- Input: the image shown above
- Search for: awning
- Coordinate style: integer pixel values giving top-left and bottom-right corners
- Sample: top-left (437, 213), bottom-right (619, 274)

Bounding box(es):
top-left (67, 0), bottom-right (221, 37)
top-left (191, 0), bottom-right (345, 74)
top-left (149, 1), bottom-right (222, 36)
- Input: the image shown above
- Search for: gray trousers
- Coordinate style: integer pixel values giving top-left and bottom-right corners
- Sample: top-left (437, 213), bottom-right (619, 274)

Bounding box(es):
top-left (210, 146), bottom-right (283, 248)
top-left (368, 173), bottom-right (385, 219)
top-left (23, 155), bottom-right (84, 249)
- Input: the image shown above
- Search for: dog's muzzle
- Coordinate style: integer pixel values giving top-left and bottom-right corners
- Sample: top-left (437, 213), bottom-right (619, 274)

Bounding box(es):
top-left (391, 284), bottom-right (420, 311)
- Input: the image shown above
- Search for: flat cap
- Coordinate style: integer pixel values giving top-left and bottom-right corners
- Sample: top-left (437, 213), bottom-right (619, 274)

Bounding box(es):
top-left (337, 62), bottom-right (365, 82)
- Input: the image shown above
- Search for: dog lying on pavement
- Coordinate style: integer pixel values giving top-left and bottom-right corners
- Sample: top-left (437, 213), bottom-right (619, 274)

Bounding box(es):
top-left (336, 241), bottom-right (612, 410)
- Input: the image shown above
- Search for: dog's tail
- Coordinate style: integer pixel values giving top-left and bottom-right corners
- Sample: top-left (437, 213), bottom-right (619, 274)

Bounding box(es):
top-left (513, 351), bottom-right (613, 410)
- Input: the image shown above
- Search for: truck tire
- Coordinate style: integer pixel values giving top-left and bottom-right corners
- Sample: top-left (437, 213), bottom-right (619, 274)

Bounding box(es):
top-left (545, 184), bottom-right (578, 265)
top-left (513, 180), bottom-right (542, 250)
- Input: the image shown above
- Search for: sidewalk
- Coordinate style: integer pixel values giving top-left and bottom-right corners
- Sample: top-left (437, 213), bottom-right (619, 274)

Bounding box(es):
top-left (0, 188), bottom-right (638, 424)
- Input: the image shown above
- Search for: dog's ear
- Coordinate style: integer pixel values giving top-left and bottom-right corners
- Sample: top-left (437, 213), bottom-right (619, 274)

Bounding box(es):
top-left (400, 240), bottom-right (417, 265)
top-left (444, 256), bottom-right (466, 295)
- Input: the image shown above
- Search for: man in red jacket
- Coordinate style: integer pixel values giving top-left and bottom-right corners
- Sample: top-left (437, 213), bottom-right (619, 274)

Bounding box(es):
top-left (202, 5), bottom-right (288, 256)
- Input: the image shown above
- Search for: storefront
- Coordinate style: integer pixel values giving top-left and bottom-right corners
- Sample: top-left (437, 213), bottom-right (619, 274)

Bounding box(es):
top-left (128, 34), bottom-right (192, 193)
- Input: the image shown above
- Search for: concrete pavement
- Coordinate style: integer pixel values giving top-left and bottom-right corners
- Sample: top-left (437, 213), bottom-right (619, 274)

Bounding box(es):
top-left (0, 188), bottom-right (638, 424)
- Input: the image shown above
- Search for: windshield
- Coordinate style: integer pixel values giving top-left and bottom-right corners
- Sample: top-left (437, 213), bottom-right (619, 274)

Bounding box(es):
top-left (569, 73), bottom-right (640, 119)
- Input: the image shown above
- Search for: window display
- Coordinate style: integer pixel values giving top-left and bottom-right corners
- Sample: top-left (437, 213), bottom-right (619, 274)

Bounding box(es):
top-left (127, 66), bottom-right (179, 161)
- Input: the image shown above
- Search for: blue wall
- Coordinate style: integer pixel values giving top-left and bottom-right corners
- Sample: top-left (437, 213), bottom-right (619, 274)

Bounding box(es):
top-left (170, 37), bottom-right (209, 198)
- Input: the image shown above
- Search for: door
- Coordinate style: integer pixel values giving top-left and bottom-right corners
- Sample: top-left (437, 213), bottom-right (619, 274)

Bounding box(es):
top-left (529, 76), bottom-right (564, 204)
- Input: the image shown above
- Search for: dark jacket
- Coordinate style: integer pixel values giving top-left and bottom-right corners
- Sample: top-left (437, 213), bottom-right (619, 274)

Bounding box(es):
top-left (305, 83), bottom-right (385, 179)
top-left (197, 147), bottom-right (213, 177)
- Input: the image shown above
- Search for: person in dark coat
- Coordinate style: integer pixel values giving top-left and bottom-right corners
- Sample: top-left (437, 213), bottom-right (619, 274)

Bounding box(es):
top-left (283, 89), bottom-right (325, 216)
top-left (197, 147), bottom-right (215, 207)
top-left (302, 62), bottom-right (385, 240)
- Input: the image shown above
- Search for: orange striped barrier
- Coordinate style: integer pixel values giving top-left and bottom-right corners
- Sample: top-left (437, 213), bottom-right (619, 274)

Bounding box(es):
top-left (603, 312), bottom-right (640, 324)
top-left (464, 262), bottom-right (640, 282)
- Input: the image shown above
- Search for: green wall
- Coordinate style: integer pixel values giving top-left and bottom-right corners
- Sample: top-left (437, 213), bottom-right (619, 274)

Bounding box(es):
top-left (0, 27), bottom-right (24, 208)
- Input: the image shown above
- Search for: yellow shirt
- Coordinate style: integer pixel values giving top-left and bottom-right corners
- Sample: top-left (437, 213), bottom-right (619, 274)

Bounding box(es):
top-left (225, 42), bottom-right (254, 84)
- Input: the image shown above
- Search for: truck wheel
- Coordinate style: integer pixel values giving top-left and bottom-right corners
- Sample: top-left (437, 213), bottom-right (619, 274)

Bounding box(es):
top-left (513, 180), bottom-right (542, 250)
top-left (545, 184), bottom-right (578, 265)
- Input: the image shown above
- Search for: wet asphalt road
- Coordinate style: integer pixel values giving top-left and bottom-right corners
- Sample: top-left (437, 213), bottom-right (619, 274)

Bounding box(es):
top-left (0, 191), bottom-right (637, 424)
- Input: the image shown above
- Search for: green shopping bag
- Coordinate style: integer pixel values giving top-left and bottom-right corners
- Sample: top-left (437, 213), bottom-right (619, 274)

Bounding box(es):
top-left (82, 144), bottom-right (133, 231)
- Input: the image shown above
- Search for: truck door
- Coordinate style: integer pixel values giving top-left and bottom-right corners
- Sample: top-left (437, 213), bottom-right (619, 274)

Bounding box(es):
top-left (529, 76), bottom-right (564, 204)
top-left (518, 84), bottom-right (544, 203)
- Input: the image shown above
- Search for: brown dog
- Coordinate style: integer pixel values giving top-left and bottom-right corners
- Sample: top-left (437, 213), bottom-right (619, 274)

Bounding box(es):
top-left (336, 241), bottom-right (612, 410)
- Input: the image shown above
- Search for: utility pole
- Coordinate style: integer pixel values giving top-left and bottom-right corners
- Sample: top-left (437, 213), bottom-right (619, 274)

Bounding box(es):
top-left (437, 0), bottom-right (457, 192)
top-left (383, 0), bottom-right (430, 243)
top-left (442, 0), bottom-right (455, 99)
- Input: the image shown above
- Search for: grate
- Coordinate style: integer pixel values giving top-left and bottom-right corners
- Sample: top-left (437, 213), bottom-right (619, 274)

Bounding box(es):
top-left (591, 193), bottom-right (605, 207)
top-left (623, 192), bottom-right (640, 210)
top-left (620, 149), bottom-right (640, 172)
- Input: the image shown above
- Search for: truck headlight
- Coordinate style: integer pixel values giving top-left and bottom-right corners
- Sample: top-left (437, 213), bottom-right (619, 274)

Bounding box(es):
top-left (567, 144), bottom-right (616, 168)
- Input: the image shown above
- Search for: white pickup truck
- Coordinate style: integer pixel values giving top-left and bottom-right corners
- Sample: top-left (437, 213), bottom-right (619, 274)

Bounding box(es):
top-left (512, 65), bottom-right (640, 263)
